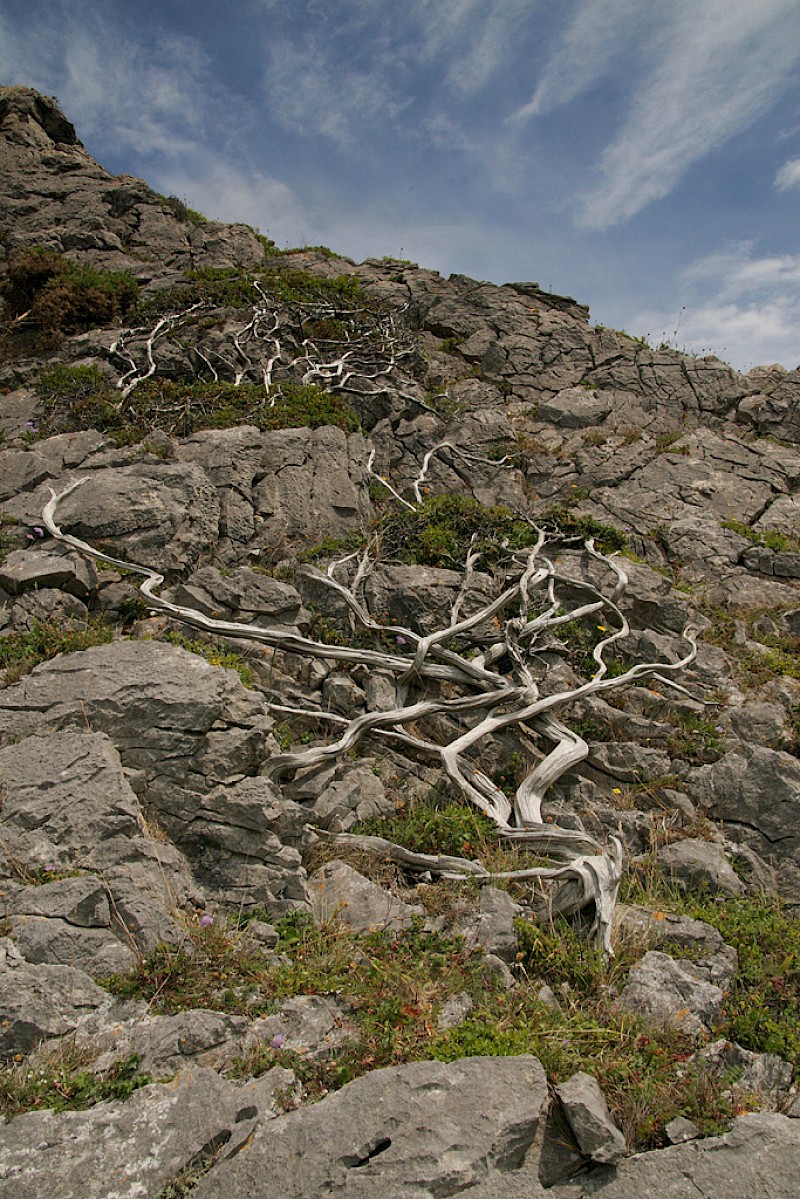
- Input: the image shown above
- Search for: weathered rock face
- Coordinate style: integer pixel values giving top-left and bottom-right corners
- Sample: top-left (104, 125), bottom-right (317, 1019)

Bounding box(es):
top-left (0, 1066), bottom-right (296, 1199)
top-left (0, 86), bottom-right (268, 282)
top-left (2, 86), bottom-right (800, 1199)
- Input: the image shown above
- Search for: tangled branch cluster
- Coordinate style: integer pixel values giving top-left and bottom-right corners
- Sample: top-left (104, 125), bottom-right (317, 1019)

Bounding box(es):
top-left (107, 276), bottom-right (417, 419)
top-left (44, 469), bottom-right (697, 954)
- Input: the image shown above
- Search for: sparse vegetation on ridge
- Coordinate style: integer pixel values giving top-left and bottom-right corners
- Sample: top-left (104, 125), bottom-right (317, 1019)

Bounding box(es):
top-left (0, 618), bottom-right (114, 685)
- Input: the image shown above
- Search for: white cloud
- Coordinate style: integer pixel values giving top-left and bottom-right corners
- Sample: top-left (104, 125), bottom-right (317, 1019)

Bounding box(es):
top-left (153, 161), bottom-right (301, 244)
top-left (579, 0), bottom-right (800, 228)
top-left (684, 245), bottom-right (800, 294)
top-left (631, 242), bottom-right (800, 370)
top-left (775, 158), bottom-right (800, 191)
top-left (0, 4), bottom-right (212, 160)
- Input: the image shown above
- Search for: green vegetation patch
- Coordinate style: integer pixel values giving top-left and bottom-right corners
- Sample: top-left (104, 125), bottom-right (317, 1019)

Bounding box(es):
top-left (36, 365), bottom-right (360, 443)
top-left (160, 631), bottom-right (254, 688)
top-left (702, 605), bottom-right (800, 685)
top-left (355, 793), bottom-right (499, 859)
top-left (137, 264), bottom-right (367, 317)
top-left (542, 503), bottom-right (628, 553)
top-left (722, 519), bottom-right (800, 556)
top-left (691, 895), bottom-right (800, 1063)
top-left (0, 1052), bottom-right (151, 1120)
top-left (378, 493), bottom-right (538, 568)
top-left (1, 246), bottom-right (138, 334)
top-left (0, 619), bottom-right (114, 685)
top-left (102, 905), bottom-right (751, 1149)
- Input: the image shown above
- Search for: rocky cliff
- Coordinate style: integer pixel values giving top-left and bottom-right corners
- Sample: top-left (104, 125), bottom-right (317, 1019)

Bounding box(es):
top-left (1, 85), bottom-right (799, 1197)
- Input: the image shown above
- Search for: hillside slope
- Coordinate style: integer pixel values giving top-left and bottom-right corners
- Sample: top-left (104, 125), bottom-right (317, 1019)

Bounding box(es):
top-left (1, 85), bottom-right (799, 1197)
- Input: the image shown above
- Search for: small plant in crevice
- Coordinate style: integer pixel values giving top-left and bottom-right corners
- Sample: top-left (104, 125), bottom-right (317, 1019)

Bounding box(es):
top-left (159, 630), bottom-right (255, 688)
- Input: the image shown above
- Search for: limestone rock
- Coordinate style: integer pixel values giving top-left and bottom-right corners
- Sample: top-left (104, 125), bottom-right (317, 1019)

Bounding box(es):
top-left (190, 1055), bottom-right (549, 1199)
top-left (0, 548), bottom-right (97, 597)
top-left (454, 885), bottom-right (521, 963)
top-left (616, 949), bottom-right (727, 1035)
top-left (49, 461), bottom-right (221, 572)
top-left (691, 746), bottom-right (800, 902)
top-left (578, 1113), bottom-right (800, 1199)
top-left (698, 1039), bottom-right (795, 1098)
top-left (654, 838), bottom-right (745, 897)
top-left (555, 1071), bottom-right (627, 1164)
top-left (309, 860), bottom-right (424, 932)
top-left (246, 995), bottom-right (360, 1061)
top-left (0, 948), bottom-right (110, 1059)
top-left (0, 1065), bottom-right (295, 1199)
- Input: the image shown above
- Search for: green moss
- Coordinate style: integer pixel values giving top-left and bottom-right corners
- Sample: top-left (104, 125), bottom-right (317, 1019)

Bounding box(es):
top-left (378, 493), bottom-right (537, 568)
top-left (542, 504), bottom-right (628, 553)
top-left (690, 895), bottom-right (800, 1063)
top-left (36, 367), bottom-right (360, 443)
top-left (137, 265), bottom-right (368, 317)
top-left (355, 793), bottom-right (499, 859)
top-left (103, 893), bottom-right (786, 1150)
top-left (701, 605), bottom-right (800, 685)
top-left (722, 519), bottom-right (800, 555)
top-left (155, 193), bottom-right (207, 225)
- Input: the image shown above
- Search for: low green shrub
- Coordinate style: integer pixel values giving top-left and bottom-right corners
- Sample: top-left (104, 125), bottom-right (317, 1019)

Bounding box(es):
top-left (355, 793), bottom-right (499, 859)
top-left (0, 1052), bottom-right (151, 1119)
top-left (378, 493), bottom-right (537, 568)
top-left (2, 246), bottom-right (138, 333)
top-left (36, 367), bottom-right (360, 443)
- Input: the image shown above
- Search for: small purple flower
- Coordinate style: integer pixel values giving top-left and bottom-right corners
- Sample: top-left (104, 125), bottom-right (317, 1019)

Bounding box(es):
top-left (396, 635), bottom-right (407, 646)
top-left (24, 421), bottom-right (38, 433)
top-left (199, 913), bottom-right (214, 927)
top-left (270, 1034), bottom-right (285, 1049)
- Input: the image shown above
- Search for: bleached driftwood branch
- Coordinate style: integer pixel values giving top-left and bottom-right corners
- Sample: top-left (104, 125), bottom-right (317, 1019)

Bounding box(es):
top-left (43, 475), bottom-right (697, 954)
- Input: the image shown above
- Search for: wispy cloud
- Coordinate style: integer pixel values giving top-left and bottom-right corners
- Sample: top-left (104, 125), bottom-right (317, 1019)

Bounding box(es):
top-left (775, 158), bottom-right (800, 191)
top-left (509, 0), bottom-right (646, 123)
top-left (153, 160), bottom-right (301, 243)
top-left (0, 3), bottom-right (211, 159)
top-left (258, 0), bottom-right (534, 148)
top-left (579, 0), bottom-right (800, 228)
top-left (1, 1), bottom-right (299, 237)
top-left (507, 0), bottom-right (800, 229)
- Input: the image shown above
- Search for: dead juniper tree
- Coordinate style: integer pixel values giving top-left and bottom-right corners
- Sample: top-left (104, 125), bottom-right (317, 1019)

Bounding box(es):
top-left (43, 456), bottom-right (697, 955)
top-left (101, 270), bottom-right (417, 426)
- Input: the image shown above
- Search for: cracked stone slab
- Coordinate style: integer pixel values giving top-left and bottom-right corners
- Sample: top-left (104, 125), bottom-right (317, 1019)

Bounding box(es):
top-left (191, 1055), bottom-right (549, 1199)
top-left (309, 859), bottom-right (424, 932)
top-left (0, 1066), bottom-right (295, 1199)
top-left (555, 1071), bottom-right (627, 1165)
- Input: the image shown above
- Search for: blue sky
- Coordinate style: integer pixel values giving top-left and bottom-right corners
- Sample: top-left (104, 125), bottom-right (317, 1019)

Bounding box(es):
top-left (2, 0), bottom-right (800, 371)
